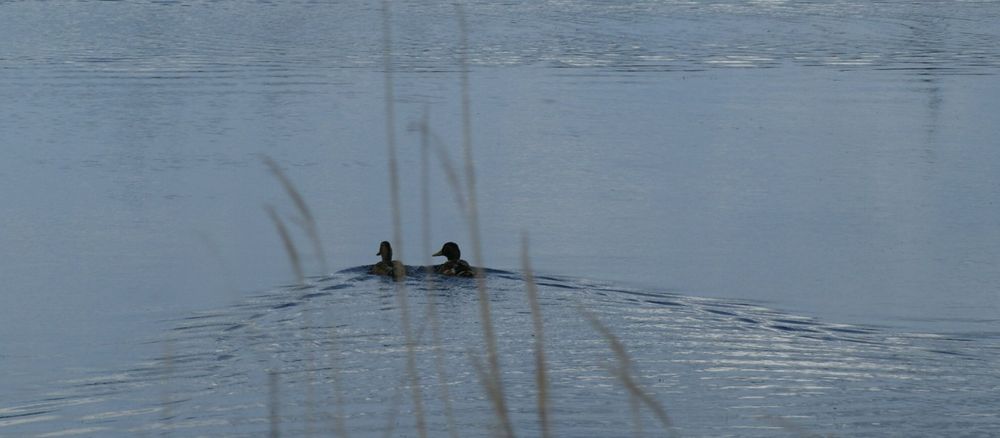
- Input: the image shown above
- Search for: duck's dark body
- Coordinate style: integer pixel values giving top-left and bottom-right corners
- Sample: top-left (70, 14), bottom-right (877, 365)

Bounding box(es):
top-left (371, 260), bottom-right (404, 276)
top-left (433, 259), bottom-right (474, 277)
top-left (432, 242), bottom-right (475, 277)
top-left (371, 241), bottom-right (405, 280)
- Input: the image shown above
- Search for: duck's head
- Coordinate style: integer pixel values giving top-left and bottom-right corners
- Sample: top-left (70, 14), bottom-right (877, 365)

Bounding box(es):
top-left (432, 241), bottom-right (462, 261)
top-left (377, 241), bottom-right (393, 262)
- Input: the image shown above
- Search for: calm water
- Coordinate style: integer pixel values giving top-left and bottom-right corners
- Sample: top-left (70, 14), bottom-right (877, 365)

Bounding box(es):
top-left (2, 0), bottom-right (1000, 436)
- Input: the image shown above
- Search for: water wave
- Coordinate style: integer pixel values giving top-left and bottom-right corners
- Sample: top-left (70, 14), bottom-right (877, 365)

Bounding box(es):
top-left (2, 270), bottom-right (997, 436)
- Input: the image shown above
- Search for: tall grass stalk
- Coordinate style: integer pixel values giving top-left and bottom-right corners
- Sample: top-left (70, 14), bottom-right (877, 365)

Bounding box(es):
top-left (467, 351), bottom-right (509, 434)
top-left (581, 308), bottom-right (677, 437)
top-left (265, 204), bottom-right (305, 285)
top-left (420, 110), bottom-right (433, 273)
top-left (630, 392), bottom-right (643, 438)
top-left (395, 286), bottom-right (427, 438)
top-left (521, 233), bottom-right (552, 438)
top-left (419, 110), bottom-right (460, 438)
top-left (425, 129), bottom-right (468, 214)
top-left (262, 158), bottom-right (341, 436)
top-left (379, 0), bottom-right (402, 258)
top-left (262, 156), bottom-right (328, 274)
top-left (454, 4), bottom-right (513, 436)
top-left (381, 2), bottom-right (427, 437)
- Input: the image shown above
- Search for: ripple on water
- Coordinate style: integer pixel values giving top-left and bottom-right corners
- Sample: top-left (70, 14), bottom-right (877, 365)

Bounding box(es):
top-left (3, 0), bottom-right (998, 83)
top-left (1, 270), bottom-right (998, 436)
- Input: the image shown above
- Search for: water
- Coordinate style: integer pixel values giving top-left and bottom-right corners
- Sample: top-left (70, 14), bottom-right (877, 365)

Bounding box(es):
top-left (2, 0), bottom-right (999, 435)
top-left (4, 271), bottom-right (999, 436)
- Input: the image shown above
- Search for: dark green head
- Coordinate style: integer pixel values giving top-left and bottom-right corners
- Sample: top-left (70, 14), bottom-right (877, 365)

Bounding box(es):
top-left (377, 241), bottom-right (393, 263)
top-left (432, 241), bottom-right (462, 261)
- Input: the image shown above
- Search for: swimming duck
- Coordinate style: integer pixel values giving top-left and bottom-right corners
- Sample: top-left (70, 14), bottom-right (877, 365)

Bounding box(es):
top-left (371, 241), bottom-right (406, 280)
top-left (432, 242), bottom-right (475, 277)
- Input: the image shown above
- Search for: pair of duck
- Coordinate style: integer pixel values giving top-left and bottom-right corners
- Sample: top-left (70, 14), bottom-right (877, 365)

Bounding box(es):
top-left (370, 241), bottom-right (475, 279)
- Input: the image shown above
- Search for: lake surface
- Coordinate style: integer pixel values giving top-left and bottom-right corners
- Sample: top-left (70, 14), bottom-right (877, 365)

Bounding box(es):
top-left (4, 271), bottom-right (1000, 436)
top-left (2, 0), bottom-right (999, 436)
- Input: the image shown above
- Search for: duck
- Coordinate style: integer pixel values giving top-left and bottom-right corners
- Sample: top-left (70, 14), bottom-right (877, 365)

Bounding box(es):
top-left (371, 241), bottom-right (406, 280)
top-left (432, 241), bottom-right (475, 277)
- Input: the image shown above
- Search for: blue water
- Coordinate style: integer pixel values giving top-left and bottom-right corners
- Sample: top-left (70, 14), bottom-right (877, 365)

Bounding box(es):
top-left (2, 0), bottom-right (1000, 436)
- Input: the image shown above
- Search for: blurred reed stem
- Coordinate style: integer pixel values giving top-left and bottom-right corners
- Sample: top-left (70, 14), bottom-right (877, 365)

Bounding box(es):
top-left (265, 204), bottom-right (305, 285)
top-left (262, 156), bottom-right (328, 274)
top-left (630, 390), bottom-right (643, 438)
top-left (521, 233), bottom-right (552, 438)
top-left (581, 308), bottom-right (677, 437)
top-left (420, 110), bottom-right (460, 438)
top-left (425, 128), bottom-right (467, 214)
top-left (455, 4), bottom-right (513, 436)
top-left (382, 1), bottom-right (428, 436)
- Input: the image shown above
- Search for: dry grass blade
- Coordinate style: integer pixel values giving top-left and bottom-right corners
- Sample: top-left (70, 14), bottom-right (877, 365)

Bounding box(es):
top-left (424, 287), bottom-right (459, 438)
top-left (580, 307), bottom-right (677, 437)
top-left (395, 284), bottom-right (427, 437)
top-left (629, 392), bottom-right (643, 438)
top-left (467, 351), bottom-right (508, 434)
top-left (410, 118), bottom-right (466, 213)
top-left (420, 110), bottom-right (433, 268)
top-left (381, 2), bottom-right (427, 436)
top-left (427, 129), bottom-right (468, 215)
top-left (265, 204), bottom-right (305, 285)
top-left (261, 155), bottom-right (328, 274)
top-left (420, 109), bottom-right (460, 438)
top-left (521, 233), bottom-right (552, 438)
top-left (379, 0), bottom-right (402, 254)
top-left (454, 4), bottom-right (513, 437)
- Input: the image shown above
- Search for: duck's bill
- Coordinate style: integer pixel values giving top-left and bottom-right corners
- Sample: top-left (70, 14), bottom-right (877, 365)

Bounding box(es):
top-left (432, 250), bottom-right (443, 256)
